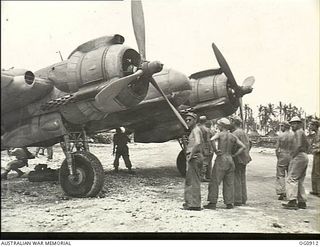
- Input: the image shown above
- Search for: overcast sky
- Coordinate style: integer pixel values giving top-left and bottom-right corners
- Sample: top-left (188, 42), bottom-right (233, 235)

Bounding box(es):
top-left (1, 0), bottom-right (319, 116)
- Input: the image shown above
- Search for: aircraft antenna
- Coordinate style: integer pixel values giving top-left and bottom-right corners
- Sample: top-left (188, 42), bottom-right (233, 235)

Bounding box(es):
top-left (56, 51), bottom-right (64, 61)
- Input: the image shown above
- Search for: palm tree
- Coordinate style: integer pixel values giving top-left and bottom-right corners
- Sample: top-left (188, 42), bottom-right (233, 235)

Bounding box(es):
top-left (244, 104), bottom-right (256, 133)
top-left (277, 101), bottom-right (283, 122)
top-left (282, 104), bottom-right (289, 121)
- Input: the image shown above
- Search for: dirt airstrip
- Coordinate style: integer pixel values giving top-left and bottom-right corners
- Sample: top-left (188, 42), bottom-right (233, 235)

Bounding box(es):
top-left (1, 142), bottom-right (319, 233)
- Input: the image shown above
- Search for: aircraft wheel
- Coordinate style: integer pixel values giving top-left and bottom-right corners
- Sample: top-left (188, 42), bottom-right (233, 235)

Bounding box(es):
top-left (176, 150), bottom-right (186, 177)
top-left (59, 152), bottom-right (104, 197)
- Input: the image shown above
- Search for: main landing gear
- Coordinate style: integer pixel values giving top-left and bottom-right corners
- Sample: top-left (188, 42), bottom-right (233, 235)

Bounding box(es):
top-left (59, 129), bottom-right (104, 197)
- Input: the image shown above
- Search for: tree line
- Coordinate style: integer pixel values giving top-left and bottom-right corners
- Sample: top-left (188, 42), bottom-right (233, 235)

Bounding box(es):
top-left (241, 101), bottom-right (319, 135)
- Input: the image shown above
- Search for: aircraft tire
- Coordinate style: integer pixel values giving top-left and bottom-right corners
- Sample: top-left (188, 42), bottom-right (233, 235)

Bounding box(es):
top-left (59, 151), bottom-right (104, 197)
top-left (176, 150), bottom-right (186, 177)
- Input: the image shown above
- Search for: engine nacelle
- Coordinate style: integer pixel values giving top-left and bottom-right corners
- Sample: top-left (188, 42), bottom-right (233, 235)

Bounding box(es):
top-left (35, 35), bottom-right (141, 94)
top-left (1, 69), bottom-right (53, 114)
top-left (1, 69), bottom-right (35, 88)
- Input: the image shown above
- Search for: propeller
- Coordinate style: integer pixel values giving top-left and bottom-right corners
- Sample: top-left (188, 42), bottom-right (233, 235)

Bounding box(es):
top-left (211, 42), bottom-right (255, 122)
top-left (131, 0), bottom-right (189, 130)
top-left (95, 70), bottom-right (144, 112)
top-left (131, 0), bottom-right (146, 60)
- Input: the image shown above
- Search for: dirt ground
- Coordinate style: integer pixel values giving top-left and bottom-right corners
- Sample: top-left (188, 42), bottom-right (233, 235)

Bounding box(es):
top-left (1, 142), bottom-right (319, 233)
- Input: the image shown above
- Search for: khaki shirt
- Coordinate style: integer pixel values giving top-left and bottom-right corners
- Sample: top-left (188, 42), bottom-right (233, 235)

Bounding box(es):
top-left (310, 129), bottom-right (320, 154)
top-left (198, 124), bottom-right (214, 156)
top-left (186, 125), bottom-right (203, 158)
top-left (233, 128), bottom-right (252, 165)
top-left (10, 148), bottom-right (29, 160)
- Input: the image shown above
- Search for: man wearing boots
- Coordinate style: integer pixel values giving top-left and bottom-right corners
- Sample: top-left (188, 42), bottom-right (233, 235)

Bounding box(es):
top-left (183, 112), bottom-right (204, 211)
top-left (1, 147), bottom-right (32, 180)
top-left (275, 121), bottom-right (294, 200)
top-left (112, 128), bottom-right (134, 174)
top-left (231, 116), bottom-right (252, 206)
top-left (282, 116), bottom-right (310, 210)
top-left (204, 118), bottom-right (245, 210)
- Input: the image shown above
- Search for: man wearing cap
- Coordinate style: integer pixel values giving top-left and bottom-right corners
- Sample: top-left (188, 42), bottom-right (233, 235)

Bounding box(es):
top-left (113, 127), bottom-right (134, 174)
top-left (198, 116), bottom-right (215, 182)
top-left (205, 118), bottom-right (246, 210)
top-left (183, 112), bottom-right (204, 211)
top-left (309, 119), bottom-right (320, 196)
top-left (231, 116), bottom-right (252, 206)
top-left (275, 121), bottom-right (295, 200)
top-left (283, 116), bottom-right (310, 209)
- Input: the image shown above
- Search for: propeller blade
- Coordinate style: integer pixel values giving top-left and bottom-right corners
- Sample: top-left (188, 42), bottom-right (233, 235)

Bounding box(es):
top-left (242, 76), bottom-right (255, 88)
top-left (149, 77), bottom-right (189, 130)
top-left (131, 0), bottom-right (146, 60)
top-left (239, 97), bottom-right (244, 122)
top-left (95, 70), bottom-right (143, 112)
top-left (211, 42), bottom-right (239, 93)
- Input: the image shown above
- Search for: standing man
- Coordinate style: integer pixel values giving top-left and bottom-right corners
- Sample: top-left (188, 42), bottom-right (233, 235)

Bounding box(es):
top-left (275, 121), bottom-right (294, 200)
top-left (205, 118), bottom-right (245, 210)
top-left (183, 112), bottom-right (204, 211)
top-left (198, 116), bottom-right (214, 182)
top-left (1, 147), bottom-right (33, 180)
top-left (283, 116), bottom-right (310, 209)
top-left (309, 119), bottom-right (320, 196)
top-left (231, 116), bottom-right (252, 206)
top-left (113, 128), bottom-right (133, 173)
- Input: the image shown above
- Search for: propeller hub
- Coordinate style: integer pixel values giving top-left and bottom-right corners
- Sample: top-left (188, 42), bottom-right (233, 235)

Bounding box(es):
top-left (238, 86), bottom-right (253, 97)
top-left (141, 61), bottom-right (163, 76)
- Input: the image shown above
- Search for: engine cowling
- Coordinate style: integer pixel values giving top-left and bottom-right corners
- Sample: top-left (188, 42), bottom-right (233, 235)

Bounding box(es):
top-left (1, 69), bottom-right (53, 114)
top-left (35, 35), bottom-right (142, 94)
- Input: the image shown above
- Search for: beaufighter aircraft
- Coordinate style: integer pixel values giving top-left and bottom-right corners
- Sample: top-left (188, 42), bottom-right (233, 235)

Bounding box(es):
top-left (1, 0), bottom-right (254, 197)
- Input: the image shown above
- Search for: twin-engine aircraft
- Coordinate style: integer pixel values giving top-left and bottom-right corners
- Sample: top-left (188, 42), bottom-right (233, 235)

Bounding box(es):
top-left (1, 1), bottom-right (254, 197)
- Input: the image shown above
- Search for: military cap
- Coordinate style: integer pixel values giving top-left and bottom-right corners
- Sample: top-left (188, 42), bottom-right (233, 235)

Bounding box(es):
top-left (199, 115), bottom-right (207, 123)
top-left (185, 112), bottom-right (198, 120)
top-left (217, 118), bottom-right (231, 126)
top-left (279, 121), bottom-right (290, 127)
top-left (310, 119), bottom-right (320, 128)
top-left (289, 116), bottom-right (302, 123)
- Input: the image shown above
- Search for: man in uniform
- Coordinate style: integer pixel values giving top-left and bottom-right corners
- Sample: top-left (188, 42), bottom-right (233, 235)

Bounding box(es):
top-left (204, 118), bottom-right (246, 210)
top-left (198, 116), bottom-right (214, 182)
top-left (283, 116), bottom-right (310, 209)
top-left (309, 119), bottom-right (320, 196)
top-left (231, 116), bottom-right (252, 206)
top-left (113, 127), bottom-right (133, 173)
top-left (275, 121), bottom-right (294, 200)
top-left (1, 147), bottom-right (33, 180)
top-left (183, 112), bottom-right (204, 211)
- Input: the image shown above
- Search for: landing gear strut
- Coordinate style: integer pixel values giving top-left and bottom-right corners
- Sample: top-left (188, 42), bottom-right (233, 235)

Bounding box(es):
top-left (176, 136), bottom-right (188, 177)
top-left (59, 129), bottom-right (104, 197)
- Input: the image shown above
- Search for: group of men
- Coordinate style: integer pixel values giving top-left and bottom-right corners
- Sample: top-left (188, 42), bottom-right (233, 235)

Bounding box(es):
top-left (183, 112), bottom-right (252, 211)
top-left (1, 114), bottom-right (319, 212)
top-left (275, 117), bottom-right (320, 209)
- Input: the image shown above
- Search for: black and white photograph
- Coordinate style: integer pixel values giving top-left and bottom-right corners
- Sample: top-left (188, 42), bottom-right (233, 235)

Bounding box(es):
top-left (1, 0), bottom-right (319, 239)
